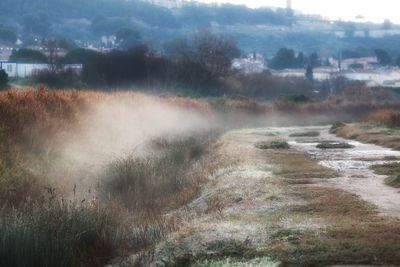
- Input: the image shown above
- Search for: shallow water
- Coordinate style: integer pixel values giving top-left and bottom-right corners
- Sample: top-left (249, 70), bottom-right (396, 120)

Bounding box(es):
top-left (286, 126), bottom-right (400, 217)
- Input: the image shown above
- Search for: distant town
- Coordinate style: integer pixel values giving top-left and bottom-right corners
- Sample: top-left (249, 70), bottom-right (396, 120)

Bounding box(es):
top-left (2, 41), bottom-right (399, 89)
top-left (1, 0), bottom-right (400, 91)
top-left (233, 53), bottom-right (400, 88)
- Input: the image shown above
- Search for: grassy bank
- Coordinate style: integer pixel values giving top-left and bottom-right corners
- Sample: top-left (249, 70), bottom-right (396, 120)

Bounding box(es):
top-left (1, 88), bottom-right (400, 265)
top-left (0, 89), bottom-right (220, 266)
top-left (335, 112), bottom-right (400, 150)
top-left (154, 128), bottom-right (400, 266)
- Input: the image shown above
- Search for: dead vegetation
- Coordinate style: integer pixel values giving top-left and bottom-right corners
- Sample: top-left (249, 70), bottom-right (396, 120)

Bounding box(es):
top-left (371, 162), bottom-right (400, 188)
top-left (336, 124), bottom-right (400, 150)
top-left (0, 89), bottom-right (219, 266)
top-left (367, 109), bottom-right (400, 128)
top-left (1, 88), bottom-right (400, 266)
top-left (265, 134), bottom-right (400, 266)
top-left (335, 109), bottom-right (400, 150)
top-left (155, 128), bottom-right (400, 267)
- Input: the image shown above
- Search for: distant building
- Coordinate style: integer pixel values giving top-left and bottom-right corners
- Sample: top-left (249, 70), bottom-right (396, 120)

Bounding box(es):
top-left (341, 57), bottom-right (378, 70)
top-left (270, 66), bottom-right (400, 88)
top-left (232, 53), bottom-right (266, 74)
top-left (341, 68), bottom-right (400, 87)
top-left (101, 35), bottom-right (117, 48)
top-left (0, 45), bottom-right (13, 62)
top-left (0, 62), bottom-right (83, 78)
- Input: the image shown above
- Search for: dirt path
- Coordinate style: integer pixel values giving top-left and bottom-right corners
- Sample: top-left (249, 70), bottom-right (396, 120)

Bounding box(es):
top-left (287, 126), bottom-right (400, 217)
top-left (152, 127), bottom-right (400, 267)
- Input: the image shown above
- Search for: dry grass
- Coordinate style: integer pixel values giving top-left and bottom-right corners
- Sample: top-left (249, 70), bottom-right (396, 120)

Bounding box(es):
top-left (155, 128), bottom-right (400, 266)
top-left (270, 188), bottom-right (400, 267)
top-left (0, 199), bottom-right (122, 267)
top-left (371, 162), bottom-right (400, 188)
top-left (0, 88), bottom-right (220, 266)
top-left (265, 148), bottom-right (400, 267)
top-left (336, 124), bottom-right (400, 150)
top-left (1, 88), bottom-right (400, 266)
top-left (367, 109), bottom-right (400, 128)
top-left (335, 109), bottom-right (400, 150)
top-left (102, 134), bottom-right (215, 212)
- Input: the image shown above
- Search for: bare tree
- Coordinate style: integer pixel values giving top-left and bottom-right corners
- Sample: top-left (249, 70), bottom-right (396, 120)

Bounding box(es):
top-left (193, 30), bottom-right (241, 76)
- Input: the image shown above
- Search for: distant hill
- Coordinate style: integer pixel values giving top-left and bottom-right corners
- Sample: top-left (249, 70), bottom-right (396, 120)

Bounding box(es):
top-left (1, 0), bottom-right (400, 58)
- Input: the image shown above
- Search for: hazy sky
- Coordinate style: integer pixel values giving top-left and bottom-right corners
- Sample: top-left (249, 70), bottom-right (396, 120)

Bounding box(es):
top-left (198, 0), bottom-right (399, 23)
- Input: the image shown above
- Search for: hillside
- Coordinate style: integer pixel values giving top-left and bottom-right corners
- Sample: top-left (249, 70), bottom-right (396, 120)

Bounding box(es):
top-left (1, 0), bottom-right (400, 57)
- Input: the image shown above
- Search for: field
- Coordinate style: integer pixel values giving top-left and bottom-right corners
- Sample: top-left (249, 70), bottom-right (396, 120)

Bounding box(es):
top-left (1, 88), bottom-right (400, 266)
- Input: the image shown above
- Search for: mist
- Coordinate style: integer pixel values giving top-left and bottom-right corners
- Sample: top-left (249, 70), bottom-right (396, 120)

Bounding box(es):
top-left (40, 93), bottom-right (214, 196)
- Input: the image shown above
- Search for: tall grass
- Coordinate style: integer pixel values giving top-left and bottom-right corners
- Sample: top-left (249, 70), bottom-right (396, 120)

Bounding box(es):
top-left (0, 200), bottom-right (122, 267)
top-left (0, 88), bottom-right (399, 265)
top-left (103, 134), bottom-right (213, 212)
top-left (367, 109), bottom-right (400, 128)
top-left (0, 89), bottom-right (219, 266)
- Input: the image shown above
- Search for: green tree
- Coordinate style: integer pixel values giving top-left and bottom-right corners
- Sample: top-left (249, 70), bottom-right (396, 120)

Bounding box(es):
top-left (308, 52), bottom-right (320, 68)
top-left (296, 52), bottom-right (306, 68)
top-left (0, 70), bottom-right (8, 89)
top-left (163, 37), bottom-right (194, 60)
top-left (374, 49), bottom-right (392, 66)
top-left (62, 48), bottom-right (101, 65)
top-left (269, 48), bottom-right (297, 70)
top-left (9, 49), bottom-right (48, 63)
top-left (305, 65), bottom-right (313, 82)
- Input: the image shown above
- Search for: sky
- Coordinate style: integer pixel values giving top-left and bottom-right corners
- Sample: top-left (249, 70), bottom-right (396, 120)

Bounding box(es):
top-left (198, 0), bottom-right (400, 24)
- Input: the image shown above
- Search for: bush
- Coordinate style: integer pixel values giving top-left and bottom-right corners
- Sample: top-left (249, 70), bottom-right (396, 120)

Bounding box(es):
top-left (228, 72), bottom-right (313, 100)
top-left (9, 48), bottom-right (48, 63)
top-left (32, 69), bottom-right (82, 88)
top-left (0, 69), bottom-right (8, 89)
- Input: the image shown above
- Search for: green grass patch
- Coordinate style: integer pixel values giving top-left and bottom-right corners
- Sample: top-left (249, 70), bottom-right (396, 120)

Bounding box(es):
top-left (371, 162), bottom-right (400, 188)
top-left (329, 122), bottom-right (346, 134)
top-left (316, 142), bottom-right (354, 149)
top-left (289, 131), bottom-right (320, 137)
top-left (255, 141), bottom-right (290, 150)
top-left (385, 175), bottom-right (400, 188)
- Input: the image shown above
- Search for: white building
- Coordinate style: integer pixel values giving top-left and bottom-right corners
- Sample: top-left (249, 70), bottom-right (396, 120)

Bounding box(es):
top-left (270, 67), bottom-right (400, 88)
top-left (232, 53), bottom-right (266, 74)
top-left (341, 57), bottom-right (378, 70)
top-left (341, 69), bottom-right (400, 87)
top-left (0, 62), bottom-right (83, 78)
